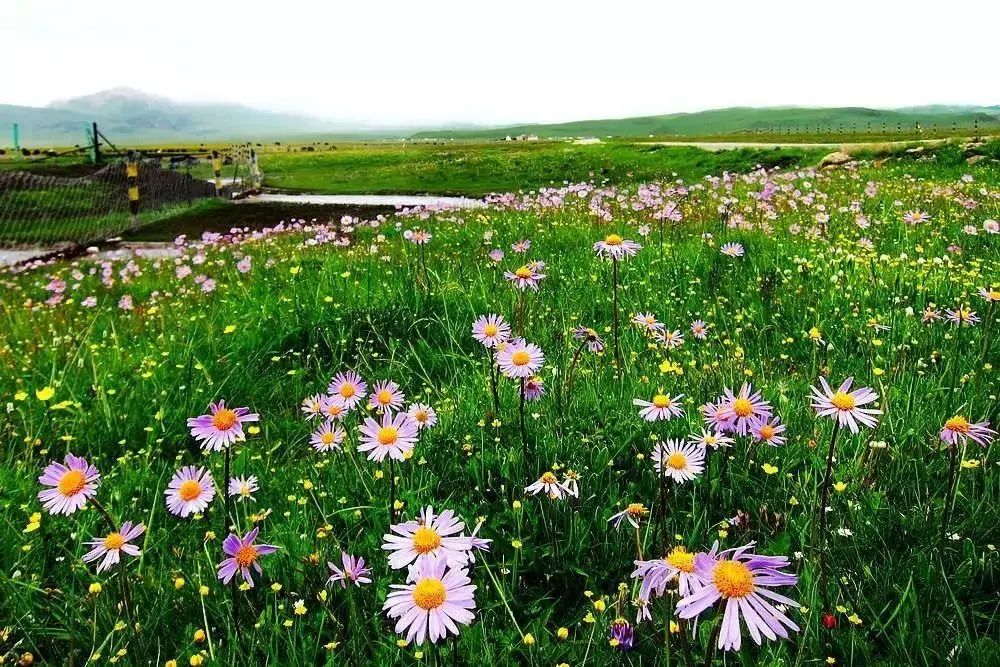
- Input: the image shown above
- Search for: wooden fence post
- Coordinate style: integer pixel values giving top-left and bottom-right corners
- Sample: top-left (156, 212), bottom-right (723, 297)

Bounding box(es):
top-left (126, 153), bottom-right (139, 230)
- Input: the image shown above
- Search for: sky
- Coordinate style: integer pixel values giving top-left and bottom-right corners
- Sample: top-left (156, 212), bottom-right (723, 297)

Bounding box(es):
top-left (3, 0), bottom-right (999, 128)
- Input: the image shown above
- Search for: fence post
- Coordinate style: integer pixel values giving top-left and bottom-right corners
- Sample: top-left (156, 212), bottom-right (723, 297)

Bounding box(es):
top-left (126, 153), bottom-right (140, 230)
top-left (250, 147), bottom-right (262, 192)
top-left (212, 150), bottom-right (223, 197)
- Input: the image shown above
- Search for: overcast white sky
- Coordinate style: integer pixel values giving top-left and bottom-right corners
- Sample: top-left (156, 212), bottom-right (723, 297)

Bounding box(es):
top-left (2, 0), bottom-right (998, 127)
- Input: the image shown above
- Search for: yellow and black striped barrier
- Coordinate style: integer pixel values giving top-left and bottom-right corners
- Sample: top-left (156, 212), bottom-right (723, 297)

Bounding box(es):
top-left (126, 155), bottom-right (139, 229)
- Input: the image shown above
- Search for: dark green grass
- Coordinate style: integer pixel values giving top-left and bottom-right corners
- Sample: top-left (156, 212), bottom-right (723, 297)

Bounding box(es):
top-left (0, 161), bottom-right (998, 666)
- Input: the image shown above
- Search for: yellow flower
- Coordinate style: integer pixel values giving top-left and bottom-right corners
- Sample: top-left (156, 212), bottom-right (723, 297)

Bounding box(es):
top-left (199, 585), bottom-right (210, 597)
top-left (833, 481), bottom-right (847, 493)
top-left (556, 627), bottom-right (569, 640)
top-left (847, 613), bottom-right (862, 626)
top-left (223, 324), bottom-right (237, 334)
top-left (35, 386), bottom-right (55, 401)
top-left (290, 266), bottom-right (301, 275)
top-left (189, 656), bottom-right (204, 667)
top-left (165, 661), bottom-right (177, 667)
top-left (14, 390), bottom-right (27, 401)
top-left (762, 463), bottom-right (779, 475)
top-left (193, 629), bottom-right (206, 643)
top-left (669, 620), bottom-right (680, 634)
top-left (89, 582), bottom-right (102, 595)
top-left (271, 583), bottom-right (283, 592)
top-left (294, 600), bottom-right (307, 615)
top-left (174, 578), bottom-right (185, 590)
top-left (23, 512), bottom-right (41, 533)
top-left (522, 633), bottom-right (535, 646)
top-left (593, 599), bottom-right (606, 612)
top-left (961, 459), bottom-right (980, 469)
top-left (511, 539), bottom-right (523, 550)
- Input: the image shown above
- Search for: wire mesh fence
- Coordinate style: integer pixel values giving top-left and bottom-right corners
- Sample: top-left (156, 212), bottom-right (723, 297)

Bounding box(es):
top-left (0, 146), bottom-right (260, 248)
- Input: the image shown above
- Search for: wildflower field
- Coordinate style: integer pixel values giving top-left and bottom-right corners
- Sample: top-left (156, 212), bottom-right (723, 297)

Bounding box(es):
top-left (1, 157), bottom-right (999, 666)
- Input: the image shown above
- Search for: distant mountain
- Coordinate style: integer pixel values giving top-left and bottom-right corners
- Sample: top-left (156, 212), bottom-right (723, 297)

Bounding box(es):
top-left (410, 106), bottom-right (1000, 140)
top-left (0, 87), bottom-right (389, 146)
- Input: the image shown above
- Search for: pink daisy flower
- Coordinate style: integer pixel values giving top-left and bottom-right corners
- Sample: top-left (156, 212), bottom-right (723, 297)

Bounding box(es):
top-left (311, 419), bottom-right (346, 452)
top-left (503, 265), bottom-right (545, 290)
top-left (652, 440), bottom-right (705, 483)
top-left (809, 376), bottom-right (881, 434)
top-left (368, 380), bottom-right (405, 413)
top-left (632, 545), bottom-right (704, 621)
top-left (633, 392), bottom-right (685, 422)
top-left (319, 395), bottom-right (350, 421)
top-left (358, 412), bottom-right (419, 462)
top-left (677, 542), bottom-right (800, 652)
top-left (471, 314), bottom-right (511, 348)
top-left (165, 466), bottom-right (216, 518)
top-left (406, 403), bottom-right (438, 430)
top-left (383, 506), bottom-right (474, 570)
top-left (593, 234), bottom-right (641, 260)
top-left (327, 371), bottom-right (368, 410)
top-left (945, 307), bottom-right (980, 326)
top-left (690, 319), bottom-right (709, 340)
top-left (717, 384), bottom-right (772, 435)
top-left (328, 551), bottom-right (372, 588)
top-left (657, 329), bottom-right (684, 349)
top-left (228, 475), bottom-right (259, 501)
top-left (383, 558), bottom-right (476, 645)
top-left (83, 521), bottom-right (145, 573)
top-left (186, 400), bottom-right (259, 452)
top-left (749, 416), bottom-right (787, 446)
top-left (525, 471), bottom-right (572, 499)
top-left (217, 527), bottom-right (279, 588)
top-left (496, 339), bottom-right (544, 379)
top-left (940, 416), bottom-right (996, 448)
top-left (512, 239), bottom-right (531, 253)
top-left (720, 242), bottom-right (745, 257)
top-left (301, 393), bottom-right (325, 419)
top-left (37, 453), bottom-right (101, 515)
top-left (689, 428), bottom-right (735, 450)
top-left (631, 312), bottom-right (664, 333)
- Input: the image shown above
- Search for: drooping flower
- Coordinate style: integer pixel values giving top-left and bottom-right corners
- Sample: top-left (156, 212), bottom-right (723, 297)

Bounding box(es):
top-left (382, 506), bottom-right (474, 570)
top-left (301, 393), bottom-right (325, 419)
top-left (689, 428), bottom-right (735, 450)
top-left (977, 287), bottom-right (1000, 303)
top-left (608, 502), bottom-right (648, 529)
top-left (571, 326), bottom-right (605, 353)
top-left (165, 466), bottom-right (216, 518)
top-left (406, 403), bottom-right (438, 430)
top-left (945, 307), bottom-right (980, 326)
top-left (327, 371), bottom-right (368, 411)
top-left (633, 392), bottom-right (685, 422)
top-left (311, 419), bottom-right (347, 453)
top-left (383, 558), bottom-right (476, 645)
top-left (525, 471), bottom-right (572, 499)
top-left (593, 234), bottom-right (641, 260)
top-left (471, 314), bottom-right (511, 348)
top-left (37, 453), bottom-right (101, 515)
top-left (609, 617), bottom-right (635, 651)
top-left (228, 475), bottom-right (259, 501)
top-left (749, 416), bottom-right (787, 446)
top-left (658, 329), bottom-right (684, 349)
top-left (717, 383), bottom-right (772, 435)
top-left (358, 412), bottom-right (419, 462)
top-left (217, 527), bottom-right (279, 588)
top-left (809, 376), bottom-right (881, 434)
top-left (187, 400), bottom-right (259, 452)
top-left (940, 416), bottom-right (996, 448)
top-left (327, 551), bottom-right (373, 588)
top-left (676, 542), bottom-right (800, 652)
top-left (521, 376), bottom-right (545, 401)
top-left (496, 339), bottom-right (544, 379)
top-left (82, 521), bottom-right (145, 573)
top-left (633, 545), bottom-right (703, 616)
top-left (632, 312), bottom-right (664, 333)
top-left (652, 440), bottom-right (705, 483)
top-left (368, 380), bottom-right (406, 413)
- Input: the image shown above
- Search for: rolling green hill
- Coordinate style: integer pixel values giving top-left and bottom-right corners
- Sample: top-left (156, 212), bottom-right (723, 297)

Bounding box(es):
top-left (409, 106), bottom-right (1000, 140)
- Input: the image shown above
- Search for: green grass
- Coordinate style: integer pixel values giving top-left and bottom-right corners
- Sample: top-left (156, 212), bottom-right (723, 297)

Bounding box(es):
top-left (0, 157), bottom-right (998, 665)
top-left (260, 141), bottom-right (824, 196)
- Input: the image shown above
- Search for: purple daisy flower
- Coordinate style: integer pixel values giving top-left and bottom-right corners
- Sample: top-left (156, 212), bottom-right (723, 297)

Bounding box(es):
top-left (383, 558), bottom-right (476, 645)
top-left (677, 541), bottom-right (800, 652)
top-left (217, 527), bottom-right (279, 588)
top-left (327, 551), bottom-right (373, 588)
top-left (940, 416), bottom-right (996, 448)
top-left (809, 376), bottom-right (881, 434)
top-left (187, 400), bottom-right (259, 452)
top-left (37, 453), bottom-right (101, 515)
top-left (328, 371), bottom-right (368, 411)
top-left (82, 521), bottom-right (145, 573)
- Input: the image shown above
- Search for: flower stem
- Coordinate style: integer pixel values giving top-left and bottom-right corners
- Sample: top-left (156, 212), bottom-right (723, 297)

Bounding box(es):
top-left (817, 420), bottom-right (841, 612)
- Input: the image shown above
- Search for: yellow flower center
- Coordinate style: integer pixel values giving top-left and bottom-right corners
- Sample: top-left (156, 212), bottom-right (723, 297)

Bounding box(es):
top-left (413, 410), bottom-right (428, 423)
top-left (759, 424), bottom-right (776, 439)
top-left (484, 324), bottom-right (499, 337)
top-left (326, 404), bottom-right (343, 417)
top-left (666, 452), bottom-right (687, 470)
top-left (989, 290), bottom-right (1000, 300)
top-left (652, 394), bottom-right (671, 408)
top-left (212, 408), bottom-right (238, 431)
top-left (511, 350), bottom-right (531, 366)
top-left (179, 480), bottom-right (202, 501)
top-left (515, 266), bottom-right (533, 279)
top-left (945, 416), bottom-right (970, 433)
top-left (604, 234), bottom-right (623, 246)
top-left (541, 471), bottom-right (558, 484)
top-left (376, 389), bottom-right (393, 405)
top-left (627, 502), bottom-right (646, 516)
top-left (666, 546), bottom-right (695, 572)
top-left (713, 560), bottom-right (755, 598)
top-left (732, 398), bottom-right (753, 418)
top-left (58, 470), bottom-right (86, 496)
top-left (412, 578), bottom-right (447, 610)
top-left (412, 526), bottom-right (442, 554)
top-left (831, 392), bottom-right (856, 410)
top-left (234, 544), bottom-right (258, 568)
top-left (104, 532), bottom-right (125, 550)
top-left (339, 384), bottom-right (356, 398)
top-left (377, 426), bottom-right (398, 446)
top-left (321, 432), bottom-right (335, 444)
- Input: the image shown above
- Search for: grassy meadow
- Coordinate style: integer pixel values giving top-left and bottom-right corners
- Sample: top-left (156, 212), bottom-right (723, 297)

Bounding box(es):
top-left (0, 152), bottom-right (998, 666)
